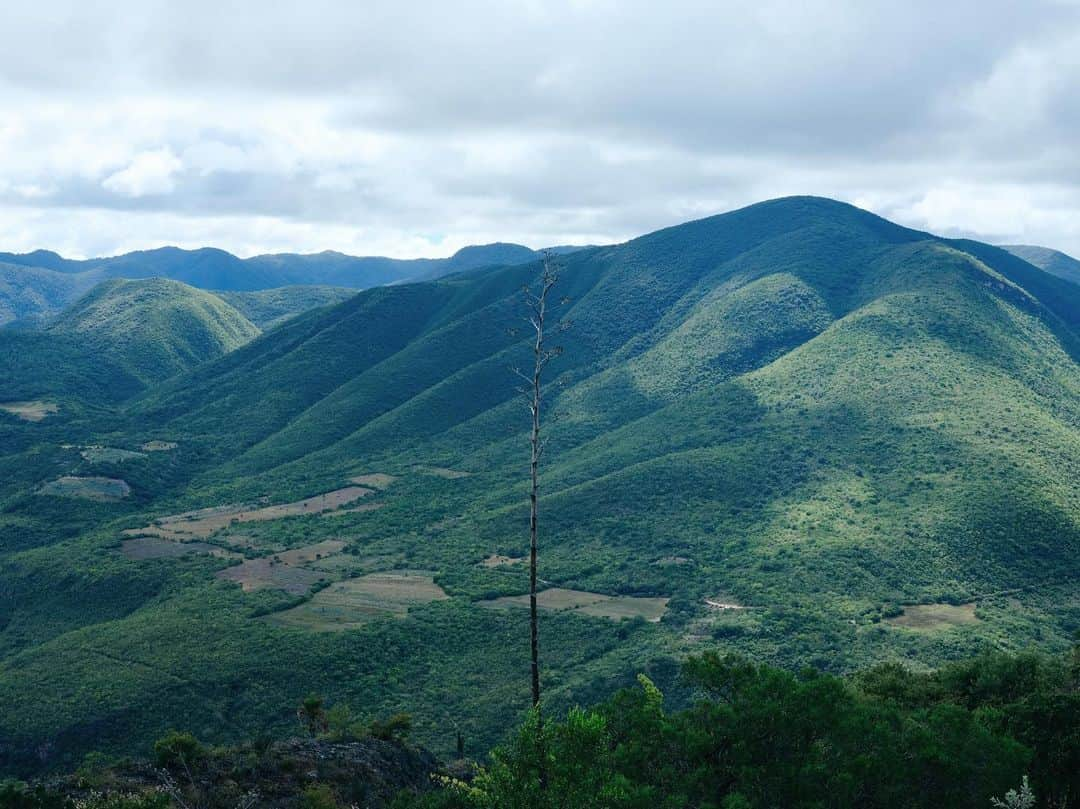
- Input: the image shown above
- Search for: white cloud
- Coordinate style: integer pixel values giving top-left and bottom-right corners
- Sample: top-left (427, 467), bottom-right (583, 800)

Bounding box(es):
top-left (0, 1), bottom-right (1078, 257)
top-left (102, 148), bottom-right (182, 197)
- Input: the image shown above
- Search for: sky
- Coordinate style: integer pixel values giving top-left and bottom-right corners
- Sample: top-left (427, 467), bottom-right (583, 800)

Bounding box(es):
top-left (1, 0), bottom-right (1079, 259)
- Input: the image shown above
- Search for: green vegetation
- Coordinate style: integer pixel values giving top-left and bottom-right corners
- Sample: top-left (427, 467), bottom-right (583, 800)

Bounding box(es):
top-left (400, 647), bottom-right (1078, 809)
top-left (215, 286), bottom-right (355, 329)
top-left (48, 278), bottom-right (260, 384)
top-left (0, 197), bottom-right (1077, 781)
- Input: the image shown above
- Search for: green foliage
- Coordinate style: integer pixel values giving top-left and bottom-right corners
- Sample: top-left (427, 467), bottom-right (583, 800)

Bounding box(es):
top-left (299, 784), bottom-right (340, 809)
top-left (49, 278), bottom-right (260, 384)
top-left (151, 731), bottom-right (204, 771)
top-left (407, 650), bottom-right (1074, 809)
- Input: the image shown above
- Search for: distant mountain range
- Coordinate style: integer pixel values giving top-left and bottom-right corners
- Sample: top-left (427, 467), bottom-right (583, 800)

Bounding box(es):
top-left (0, 242), bottom-right (588, 328)
top-left (1002, 244), bottom-right (1080, 286)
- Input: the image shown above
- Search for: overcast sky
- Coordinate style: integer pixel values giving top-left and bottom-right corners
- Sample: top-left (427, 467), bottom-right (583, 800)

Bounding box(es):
top-left (1, 0), bottom-right (1079, 259)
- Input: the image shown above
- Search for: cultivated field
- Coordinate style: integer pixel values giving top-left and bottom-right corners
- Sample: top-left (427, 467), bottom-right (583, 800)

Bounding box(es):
top-left (350, 473), bottom-right (397, 489)
top-left (0, 400), bottom-right (58, 422)
top-left (265, 571), bottom-right (449, 631)
top-left (121, 537), bottom-right (239, 560)
top-left (80, 446), bottom-right (147, 463)
top-left (38, 476), bottom-right (130, 501)
top-left (217, 558), bottom-right (327, 594)
top-left (140, 440), bottom-right (178, 451)
top-left (414, 466), bottom-right (471, 479)
top-left (480, 587), bottom-right (669, 622)
top-left (128, 485), bottom-right (376, 539)
top-left (886, 603), bottom-right (980, 631)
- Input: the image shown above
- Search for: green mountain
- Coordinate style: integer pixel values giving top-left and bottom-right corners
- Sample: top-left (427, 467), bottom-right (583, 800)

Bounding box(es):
top-left (1, 197), bottom-right (1077, 775)
top-left (0, 242), bottom-right (566, 294)
top-left (0, 263), bottom-right (102, 327)
top-left (48, 278), bottom-right (261, 384)
top-left (1003, 244), bottom-right (1080, 286)
top-left (215, 286), bottom-right (356, 330)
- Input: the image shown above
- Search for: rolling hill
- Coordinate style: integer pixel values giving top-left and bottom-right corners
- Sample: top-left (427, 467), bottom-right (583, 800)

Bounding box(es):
top-left (1003, 244), bottom-right (1080, 286)
top-left (48, 278), bottom-right (261, 384)
top-left (0, 262), bottom-right (103, 327)
top-left (1, 197), bottom-right (1077, 775)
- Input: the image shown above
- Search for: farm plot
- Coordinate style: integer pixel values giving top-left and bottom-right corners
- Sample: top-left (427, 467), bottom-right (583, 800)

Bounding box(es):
top-left (0, 401), bottom-right (57, 422)
top-left (414, 466), bottom-right (471, 479)
top-left (141, 440), bottom-right (178, 451)
top-left (264, 571), bottom-right (449, 631)
top-left (38, 476), bottom-right (130, 502)
top-left (480, 587), bottom-right (669, 623)
top-left (80, 446), bottom-right (147, 463)
top-left (121, 537), bottom-right (239, 560)
top-left (217, 558), bottom-right (327, 594)
top-left (886, 603), bottom-right (979, 631)
top-left (350, 473), bottom-right (396, 489)
top-left (129, 486), bottom-right (376, 539)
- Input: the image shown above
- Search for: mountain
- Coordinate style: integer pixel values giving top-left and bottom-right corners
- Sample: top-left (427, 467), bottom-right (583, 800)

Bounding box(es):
top-left (1003, 244), bottom-right (1080, 286)
top-left (0, 241), bottom-right (570, 295)
top-left (214, 286), bottom-right (356, 330)
top-left (48, 278), bottom-right (261, 384)
top-left (1, 197), bottom-right (1077, 773)
top-left (0, 263), bottom-right (103, 327)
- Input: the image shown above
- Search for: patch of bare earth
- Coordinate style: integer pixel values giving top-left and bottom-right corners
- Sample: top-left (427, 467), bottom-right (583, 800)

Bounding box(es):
top-left (121, 537), bottom-right (240, 560)
top-left (80, 446), bottom-right (147, 463)
top-left (141, 440), bottom-right (178, 451)
top-left (0, 400), bottom-right (58, 422)
top-left (886, 603), bottom-right (979, 631)
top-left (350, 473), bottom-right (397, 489)
top-left (129, 486), bottom-right (376, 539)
top-left (38, 476), bottom-right (130, 502)
top-left (480, 587), bottom-right (669, 622)
top-left (415, 466), bottom-right (471, 479)
top-left (482, 554), bottom-right (525, 568)
top-left (264, 571), bottom-right (449, 631)
top-left (217, 558), bottom-right (326, 594)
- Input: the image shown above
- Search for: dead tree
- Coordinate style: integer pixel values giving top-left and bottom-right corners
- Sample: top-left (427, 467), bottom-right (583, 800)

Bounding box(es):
top-left (511, 252), bottom-right (567, 727)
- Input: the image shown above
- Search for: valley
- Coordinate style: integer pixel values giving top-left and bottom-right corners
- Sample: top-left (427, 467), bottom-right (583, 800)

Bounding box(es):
top-left (1, 196), bottom-right (1078, 779)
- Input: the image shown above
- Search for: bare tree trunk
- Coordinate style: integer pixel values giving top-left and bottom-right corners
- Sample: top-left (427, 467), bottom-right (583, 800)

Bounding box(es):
top-left (529, 280), bottom-right (545, 715)
top-left (512, 254), bottom-right (564, 792)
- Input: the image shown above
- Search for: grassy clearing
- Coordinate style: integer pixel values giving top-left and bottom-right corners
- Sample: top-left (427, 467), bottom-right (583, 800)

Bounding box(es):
top-left (140, 440), bottom-right (178, 451)
top-left (264, 571), bottom-right (449, 631)
top-left (38, 476), bottom-right (130, 501)
top-left (80, 446), bottom-right (147, 463)
top-left (0, 400), bottom-right (58, 422)
top-left (886, 603), bottom-right (979, 631)
top-left (480, 587), bottom-right (670, 622)
top-left (350, 473), bottom-right (397, 489)
top-left (481, 554), bottom-right (525, 568)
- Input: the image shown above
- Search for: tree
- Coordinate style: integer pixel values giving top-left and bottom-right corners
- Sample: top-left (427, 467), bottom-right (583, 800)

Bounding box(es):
top-left (511, 252), bottom-right (569, 783)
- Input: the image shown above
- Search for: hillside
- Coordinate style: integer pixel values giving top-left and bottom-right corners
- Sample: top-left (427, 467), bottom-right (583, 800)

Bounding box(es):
top-left (216, 286), bottom-right (356, 329)
top-left (1004, 244), bottom-right (1080, 286)
top-left (1, 197), bottom-right (1077, 774)
top-left (0, 262), bottom-right (102, 327)
top-left (48, 278), bottom-right (261, 384)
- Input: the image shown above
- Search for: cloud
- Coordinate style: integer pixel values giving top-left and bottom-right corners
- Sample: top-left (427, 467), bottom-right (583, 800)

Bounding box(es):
top-left (102, 148), bottom-right (183, 197)
top-left (0, 0), bottom-right (1078, 257)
